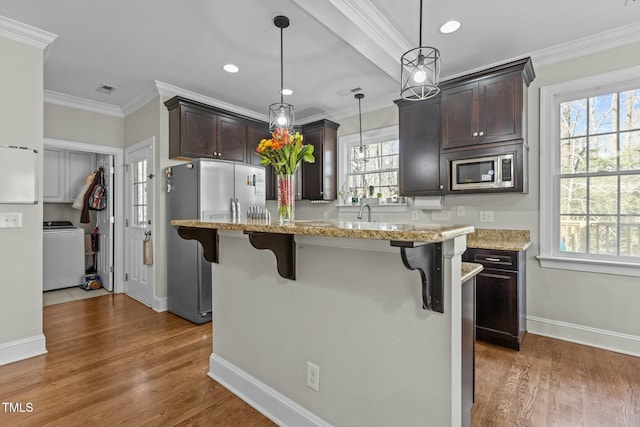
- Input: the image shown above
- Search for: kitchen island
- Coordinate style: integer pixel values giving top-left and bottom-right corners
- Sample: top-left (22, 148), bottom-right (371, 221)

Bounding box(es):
top-left (172, 219), bottom-right (477, 427)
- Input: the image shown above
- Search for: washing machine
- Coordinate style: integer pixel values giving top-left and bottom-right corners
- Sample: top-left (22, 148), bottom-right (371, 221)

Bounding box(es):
top-left (43, 221), bottom-right (85, 291)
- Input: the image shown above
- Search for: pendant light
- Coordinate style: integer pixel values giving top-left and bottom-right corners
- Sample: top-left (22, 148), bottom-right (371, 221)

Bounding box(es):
top-left (269, 15), bottom-right (295, 132)
top-left (400, 0), bottom-right (441, 100)
top-left (354, 93), bottom-right (368, 164)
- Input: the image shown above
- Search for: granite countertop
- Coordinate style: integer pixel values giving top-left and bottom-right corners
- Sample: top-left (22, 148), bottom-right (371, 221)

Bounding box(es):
top-left (172, 219), bottom-right (474, 243)
top-left (466, 228), bottom-right (531, 252)
top-left (461, 262), bottom-right (483, 283)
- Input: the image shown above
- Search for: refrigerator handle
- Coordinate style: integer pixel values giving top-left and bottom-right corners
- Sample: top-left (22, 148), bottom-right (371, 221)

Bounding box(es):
top-left (235, 198), bottom-right (241, 222)
top-left (230, 197), bottom-right (236, 222)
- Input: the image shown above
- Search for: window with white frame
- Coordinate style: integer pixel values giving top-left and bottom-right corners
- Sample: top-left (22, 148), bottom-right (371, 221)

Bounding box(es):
top-left (339, 126), bottom-right (399, 200)
top-left (539, 68), bottom-right (640, 276)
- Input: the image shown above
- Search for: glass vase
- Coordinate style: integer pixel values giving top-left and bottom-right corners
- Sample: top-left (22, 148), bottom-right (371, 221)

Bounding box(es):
top-left (277, 174), bottom-right (296, 225)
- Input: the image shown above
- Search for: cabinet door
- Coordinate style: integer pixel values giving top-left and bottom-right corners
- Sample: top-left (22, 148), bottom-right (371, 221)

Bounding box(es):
top-left (43, 149), bottom-right (65, 202)
top-left (475, 268), bottom-right (518, 336)
top-left (398, 98), bottom-right (441, 196)
top-left (180, 105), bottom-right (217, 158)
top-left (478, 72), bottom-right (522, 144)
top-left (301, 126), bottom-right (324, 200)
top-left (441, 81), bottom-right (478, 149)
top-left (218, 116), bottom-right (247, 162)
top-left (66, 151), bottom-right (96, 202)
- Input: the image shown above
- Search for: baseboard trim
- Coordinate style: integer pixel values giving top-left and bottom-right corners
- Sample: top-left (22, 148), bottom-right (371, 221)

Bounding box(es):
top-left (0, 334), bottom-right (47, 366)
top-left (153, 296), bottom-right (167, 312)
top-left (527, 316), bottom-right (640, 357)
top-left (209, 353), bottom-right (333, 427)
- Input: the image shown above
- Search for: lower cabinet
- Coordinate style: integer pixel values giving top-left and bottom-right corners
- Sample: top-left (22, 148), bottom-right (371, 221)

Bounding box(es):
top-left (463, 248), bottom-right (526, 350)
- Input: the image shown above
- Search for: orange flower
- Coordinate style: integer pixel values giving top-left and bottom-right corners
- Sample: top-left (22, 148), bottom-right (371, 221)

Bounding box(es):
top-left (255, 130), bottom-right (314, 175)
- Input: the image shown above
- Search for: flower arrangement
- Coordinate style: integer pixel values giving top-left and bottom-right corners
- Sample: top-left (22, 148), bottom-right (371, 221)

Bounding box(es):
top-left (256, 129), bottom-right (315, 225)
top-left (256, 129), bottom-right (315, 176)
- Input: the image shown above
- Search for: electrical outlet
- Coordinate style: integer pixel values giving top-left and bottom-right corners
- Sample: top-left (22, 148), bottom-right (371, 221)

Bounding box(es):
top-left (306, 362), bottom-right (320, 391)
top-left (479, 210), bottom-right (494, 223)
top-left (456, 206), bottom-right (465, 217)
top-left (431, 211), bottom-right (451, 221)
top-left (0, 213), bottom-right (22, 228)
top-left (411, 210), bottom-right (419, 221)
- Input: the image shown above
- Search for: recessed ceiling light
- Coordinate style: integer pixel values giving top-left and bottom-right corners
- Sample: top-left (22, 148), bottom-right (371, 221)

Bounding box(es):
top-left (223, 64), bottom-right (239, 73)
top-left (281, 89), bottom-right (293, 96)
top-left (440, 20), bottom-right (461, 34)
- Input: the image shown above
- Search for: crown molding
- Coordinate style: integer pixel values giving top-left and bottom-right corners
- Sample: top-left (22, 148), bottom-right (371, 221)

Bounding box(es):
top-left (155, 80), bottom-right (268, 122)
top-left (121, 83), bottom-right (160, 116)
top-left (0, 15), bottom-right (57, 50)
top-left (44, 90), bottom-right (124, 118)
top-left (530, 21), bottom-right (640, 68)
top-left (290, 0), bottom-right (403, 81)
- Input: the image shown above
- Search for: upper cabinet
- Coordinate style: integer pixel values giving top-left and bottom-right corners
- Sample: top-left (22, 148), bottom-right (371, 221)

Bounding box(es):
top-left (165, 96), bottom-right (261, 162)
top-left (44, 149), bottom-right (96, 203)
top-left (441, 57), bottom-right (535, 150)
top-left (301, 119), bottom-right (340, 200)
top-left (396, 96), bottom-right (442, 196)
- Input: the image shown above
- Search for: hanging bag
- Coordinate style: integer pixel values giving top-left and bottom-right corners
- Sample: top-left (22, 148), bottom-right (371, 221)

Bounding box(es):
top-left (88, 167), bottom-right (107, 211)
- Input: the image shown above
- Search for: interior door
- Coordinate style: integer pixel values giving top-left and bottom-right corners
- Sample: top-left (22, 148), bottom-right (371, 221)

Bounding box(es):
top-left (95, 154), bottom-right (114, 291)
top-left (124, 139), bottom-right (155, 307)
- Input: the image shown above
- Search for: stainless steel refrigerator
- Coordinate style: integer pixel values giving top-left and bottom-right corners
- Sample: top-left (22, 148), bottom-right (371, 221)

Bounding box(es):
top-left (167, 158), bottom-right (266, 323)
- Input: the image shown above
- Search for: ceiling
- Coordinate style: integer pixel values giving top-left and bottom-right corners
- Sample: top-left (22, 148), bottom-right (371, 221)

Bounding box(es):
top-left (1, 0), bottom-right (639, 123)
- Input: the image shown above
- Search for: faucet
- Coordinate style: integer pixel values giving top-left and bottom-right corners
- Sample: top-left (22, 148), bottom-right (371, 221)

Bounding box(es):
top-left (357, 203), bottom-right (372, 222)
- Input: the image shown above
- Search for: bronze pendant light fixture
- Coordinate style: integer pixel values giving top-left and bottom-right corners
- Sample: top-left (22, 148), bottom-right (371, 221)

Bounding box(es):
top-left (400, 0), bottom-right (441, 100)
top-left (354, 93), bottom-right (368, 164)
top-left (269, 15), bottom-right (295, 132)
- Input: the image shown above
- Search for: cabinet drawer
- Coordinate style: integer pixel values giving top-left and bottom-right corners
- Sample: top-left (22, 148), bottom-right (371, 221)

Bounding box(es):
top-left (464, 248), bottom-right (518, 270)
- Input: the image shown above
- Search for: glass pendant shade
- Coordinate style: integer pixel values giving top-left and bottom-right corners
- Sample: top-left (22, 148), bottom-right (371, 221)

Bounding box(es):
top-left (269, 102), bottom-right (295, 133)
top-left (269, 15), bottom-right (295, 132)
top-left (400, 0), bottom-right (441, 101)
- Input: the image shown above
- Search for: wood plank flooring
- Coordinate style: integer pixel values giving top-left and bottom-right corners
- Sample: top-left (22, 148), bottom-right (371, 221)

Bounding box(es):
top-left (472, 334), bottom-right (640, 427)
top-left (0, 294), bottom-right (638, 426)
top-left (0, 294), bottom-right (275, 427)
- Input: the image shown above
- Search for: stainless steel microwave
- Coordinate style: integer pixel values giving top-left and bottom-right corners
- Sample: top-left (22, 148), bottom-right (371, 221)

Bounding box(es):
top-left (451, 153), bottom-right (514, 190)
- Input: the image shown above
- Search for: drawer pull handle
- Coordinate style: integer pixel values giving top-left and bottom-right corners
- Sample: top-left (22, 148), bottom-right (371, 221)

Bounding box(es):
top-left (480, 272), bottom-right (512, 280)
top-left (485, 257), bottom-right (501, 262)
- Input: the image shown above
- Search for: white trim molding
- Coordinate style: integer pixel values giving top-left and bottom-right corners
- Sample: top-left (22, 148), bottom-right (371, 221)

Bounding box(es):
top-left (538, 65), bottom-right (640, 277)
top-left (0, 334), bottom-right (47, 366)
top-left (0, 15), bottom-right (57, 50)
top-left (153, 296), bottom-right (167, 313)
top-left (154, 80), bottom-right (268, 122)
top-left (209, 353), bottom-right (333, 427)
top-left (527, 316), bottom-right (640, 357)
top-left (44, 90), bottom-right (124, 118)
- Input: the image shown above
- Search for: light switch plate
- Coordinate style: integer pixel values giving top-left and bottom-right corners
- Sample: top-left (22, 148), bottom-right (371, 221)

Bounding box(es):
top-left (479, 210), bottom-right (494, 223)
top-left (0, 213), bottom-right (22, 228)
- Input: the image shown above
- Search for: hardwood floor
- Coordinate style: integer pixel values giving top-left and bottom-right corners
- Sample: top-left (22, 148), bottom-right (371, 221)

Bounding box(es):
top-left (1, 294), bottom-right (638, 426)
top-left (0, 294), bottom-right (275, 427)
top-left (472, 334), bottom-right (640, 427)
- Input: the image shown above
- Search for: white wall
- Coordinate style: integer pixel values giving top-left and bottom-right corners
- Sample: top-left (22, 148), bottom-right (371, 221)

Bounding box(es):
top-left (44, 102), bottom-right (124, 147)
top-left (298, 41), bottom-right (640, 356)
top-left (0, 36), bottom-right (46, 364)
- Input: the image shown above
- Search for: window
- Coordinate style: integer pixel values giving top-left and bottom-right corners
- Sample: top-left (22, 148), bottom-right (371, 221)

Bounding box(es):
top-left (132, 159), bottom-right (148, 227)
top-left (340, 126), bottom-right (399, 200)
top-left (539, 67), bottom-right (640, 276)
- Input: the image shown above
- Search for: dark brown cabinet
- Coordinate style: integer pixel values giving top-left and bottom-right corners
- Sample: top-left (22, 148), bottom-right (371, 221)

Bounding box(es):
top-left (441, 57), bottom-right (535, 150)
top-left (463, 248), bottom-right (526, 350)
top-left (300, 120), bottom-right (339, 200)
top-left (396, 96), bottom-right (443, 196)
top-left (217, 115), bottom-right (247, 162)
top-left (166, 96), bottom-right (263, 163)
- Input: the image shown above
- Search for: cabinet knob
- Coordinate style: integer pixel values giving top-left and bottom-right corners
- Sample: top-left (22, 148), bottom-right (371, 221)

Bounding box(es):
top-left (479, 131), bottom-right (484, 137)
top-left (473, 132), bottom-right (478, 137)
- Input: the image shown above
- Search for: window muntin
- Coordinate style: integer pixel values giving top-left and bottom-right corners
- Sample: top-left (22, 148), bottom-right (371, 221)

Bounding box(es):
top-left (346, 139), bottom-right (399, 199)
top-left (558, 88), bottom-right (640, 260)
top-left (132, 159), bottom-right (148, 227)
